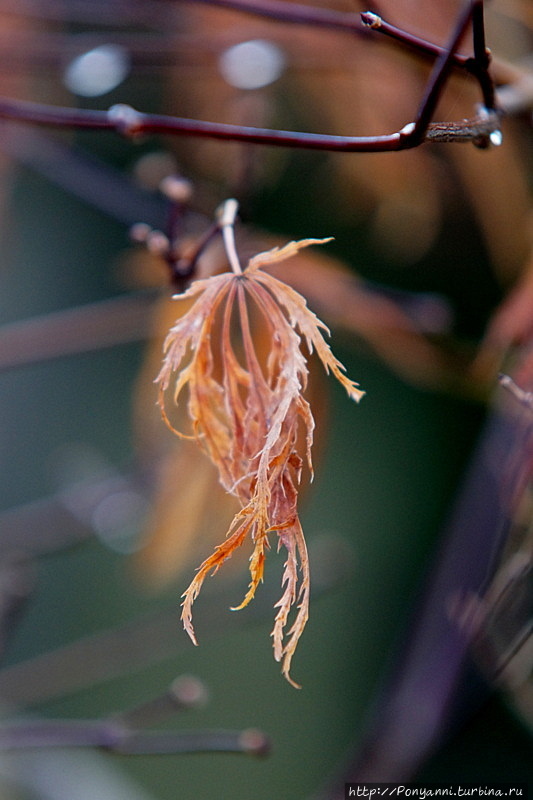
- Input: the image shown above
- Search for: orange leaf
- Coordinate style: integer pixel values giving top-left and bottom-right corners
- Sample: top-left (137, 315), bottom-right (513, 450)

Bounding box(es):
top-left (156, 229), bottom-right (363, 685)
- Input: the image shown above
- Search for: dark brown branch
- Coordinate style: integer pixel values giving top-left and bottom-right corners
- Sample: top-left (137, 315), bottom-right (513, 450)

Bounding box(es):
top-left (360, 4), bottom-right (497, 118)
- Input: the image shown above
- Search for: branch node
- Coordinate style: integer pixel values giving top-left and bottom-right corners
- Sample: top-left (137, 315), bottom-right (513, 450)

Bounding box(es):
top-left (238, 728), bottom-right (271, 757)
top-left (129, 222), bottom-right (152, 243)
top-left (499, 374), bottom-right (533, 410)
top-left (107, 103), bottom-right (143, 137)
top-left (169, 674), bottom-right (209, 710)
top-left (399, 122), bottom-right (416, 137)
top-left (146, 230), bottom-right (171, 256)
top-left (160, 175), bottom-right (194, 204)
top-left (360, 11), bottom-right (382, 30)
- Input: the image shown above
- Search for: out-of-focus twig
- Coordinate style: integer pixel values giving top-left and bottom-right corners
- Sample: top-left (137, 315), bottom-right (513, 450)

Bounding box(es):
top-left (0, 292), bottom-right (158, 372)
top-left (312, 370), bottom-right (533, 796)
top-left (0, 665), bottom-right (268, 760)
top-left (0, 533), bottom-right (353, 709)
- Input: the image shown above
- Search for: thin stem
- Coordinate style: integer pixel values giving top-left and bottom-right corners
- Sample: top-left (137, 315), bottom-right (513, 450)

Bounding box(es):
top-left (499, 374), bottom-right (533, 410)
top-left (0, 292), bottom-right (156, 372)
top-left (217, 199), bottom-right (243, 274)
top-left (110, 676), bottom-right (208, 730)
top-left (360, 11), bottom-right (470, 67)
top-left (472, 1), bottom-right (488, 66)
top-left (182, 0), bottom-right (365, 35)
top-left (469, 0), bottom-right (496, 109)
top-left (0, 719), bottom-right (269, 756)
top-left (169, 219), bottom-right (221, 290)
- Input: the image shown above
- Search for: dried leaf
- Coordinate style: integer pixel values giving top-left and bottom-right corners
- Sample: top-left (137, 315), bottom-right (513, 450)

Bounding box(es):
top-left (156, 235), bottom-right (363, 685)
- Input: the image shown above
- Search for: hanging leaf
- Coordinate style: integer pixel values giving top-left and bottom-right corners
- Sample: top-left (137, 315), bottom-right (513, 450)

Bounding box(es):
top-left (156, 222), bottom-right (363, 686)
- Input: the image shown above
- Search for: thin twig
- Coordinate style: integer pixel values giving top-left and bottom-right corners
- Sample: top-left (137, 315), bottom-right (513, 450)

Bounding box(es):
top-left (359, 11), bottom-right (469, 67)
top-left (499, 374), bottom-right (533, 410)
top-left (0, 718), bottom-right (270, 756)
top-left (110, 676), bottom-right (208, 730)
top-left (469, 0), bottom-right (495, 110)
top-left (182, 0), bottom-right (365, 35)
top-left (0, 292), bottom-right (157, 372)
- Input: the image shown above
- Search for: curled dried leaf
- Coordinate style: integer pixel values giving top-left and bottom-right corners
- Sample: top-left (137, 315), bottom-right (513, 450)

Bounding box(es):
top-left (156, 233), bottom-right (363, 685)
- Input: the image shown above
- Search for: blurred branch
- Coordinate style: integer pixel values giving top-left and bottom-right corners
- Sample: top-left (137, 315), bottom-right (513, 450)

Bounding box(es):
top-left (0, 292), bottom-right (158, 372)
top-left (0, 0), bottom-right (173, 27)
top-left (0, 560), bottom-right (36, 662)
top-left (110, 674), bottom-right (208, 729)
top-left (0, 678), bottom-right (269, 756)
top-left (0, 461), bottom-right (152, 561)
top-left (182, 0), bottom-right (366, 35)
top-left (0, 720), bottom-right (269, 756)
top-left (499, 374), bottom-right (533, 411)
top-left (312, 370), bottom-right (533, 796)
top-left (0, 123), bottom-right (166, 228)
top-left (0, 531), bottom-right (352, 708)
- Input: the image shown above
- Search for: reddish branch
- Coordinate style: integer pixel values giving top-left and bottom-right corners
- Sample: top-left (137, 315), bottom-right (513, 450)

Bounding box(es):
top-left (0, 2), bottom-right (501, 152)
top-left (184, 0), bottom-right (366, 35)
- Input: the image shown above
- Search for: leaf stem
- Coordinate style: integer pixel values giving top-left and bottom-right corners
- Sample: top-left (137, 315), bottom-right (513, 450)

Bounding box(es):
top-left (217, 199), bottom-right (243, 274)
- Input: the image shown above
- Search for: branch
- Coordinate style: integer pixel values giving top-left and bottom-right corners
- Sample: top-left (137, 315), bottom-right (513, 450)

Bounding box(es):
top-left (182, 0), bottom-right (365, 35)
top-left (0, 96), bottom-right (502, 153)
top-left (0, 719), bottom-right (269, 756)
top-left (359, 11), bottom-right (468, 67)
top-left (408, 0), bottom-right (480, 145)
top-left (0, 2), bottom-right (506, 153)
top-left (499, 374), bottom-right (533, 410)
top-left (0, 677), bottom-right (270, 756)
